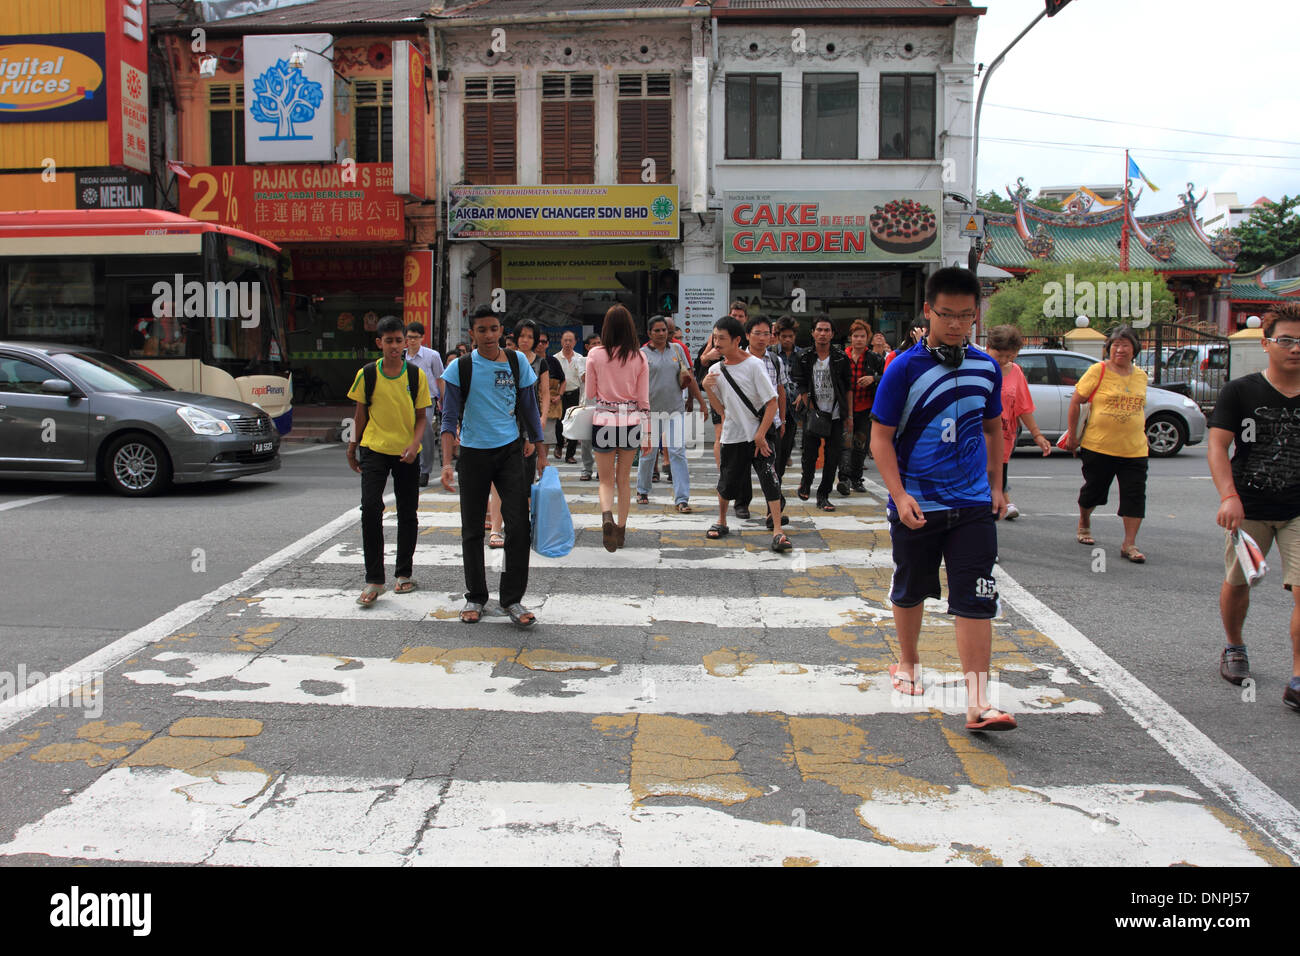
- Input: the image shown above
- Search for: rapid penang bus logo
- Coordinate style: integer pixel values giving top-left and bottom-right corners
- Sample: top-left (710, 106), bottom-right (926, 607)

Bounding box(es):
top-left (0, 43), bottom-right (103, 113)
top-left (152, 276), bottom-right (261, 329)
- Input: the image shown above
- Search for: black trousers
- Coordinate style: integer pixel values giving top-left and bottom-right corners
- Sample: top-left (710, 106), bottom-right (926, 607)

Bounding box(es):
top-left (556, 390), bottom-right (579, 458)
top-left (458, 438), bottom-right (531, 607)
top-left (777, 408), bottom-right (797, 481)
top-left (736, 426), bottom-right (788, 509)
top-left (849, 410), bottom-right (872, 482)
top-left (359, 447), bottom-right (420, 585)
top-left (800, 417), bottom-right (845, 498)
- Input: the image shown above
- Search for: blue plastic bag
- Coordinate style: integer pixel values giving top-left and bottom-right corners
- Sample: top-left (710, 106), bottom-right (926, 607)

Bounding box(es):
top-left (530, 465), bottom-right (574, 558)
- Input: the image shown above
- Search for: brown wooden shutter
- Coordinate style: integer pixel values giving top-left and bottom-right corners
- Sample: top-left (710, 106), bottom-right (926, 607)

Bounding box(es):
top-left (617, 100), bottom-right (670, 184)
top-left (541, 102), bottom-right (594, 184)
top-left (465, 102), bottom-right (516, 184)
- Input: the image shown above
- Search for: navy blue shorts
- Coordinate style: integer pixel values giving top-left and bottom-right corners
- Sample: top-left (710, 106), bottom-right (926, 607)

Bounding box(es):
top-left (888, 505), bottom-right (999, 619)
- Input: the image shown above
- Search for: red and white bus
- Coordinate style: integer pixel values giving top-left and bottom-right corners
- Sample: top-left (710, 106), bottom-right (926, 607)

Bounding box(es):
top-left (0, 209), bottom-right (294, 433)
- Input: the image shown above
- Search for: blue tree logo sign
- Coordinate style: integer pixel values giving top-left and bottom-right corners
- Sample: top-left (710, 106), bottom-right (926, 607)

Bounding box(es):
top-left (249, 58), bottom-right (323, 141)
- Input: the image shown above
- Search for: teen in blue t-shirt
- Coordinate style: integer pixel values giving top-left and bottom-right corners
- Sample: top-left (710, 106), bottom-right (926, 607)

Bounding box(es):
top-left (869, 267), bottom-right (1015, 733)
top-left (439, 306), bottom-right (544, 629)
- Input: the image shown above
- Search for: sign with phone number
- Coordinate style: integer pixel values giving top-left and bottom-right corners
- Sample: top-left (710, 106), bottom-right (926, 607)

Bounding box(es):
top-left (179, 164), bottom-right (405, 242)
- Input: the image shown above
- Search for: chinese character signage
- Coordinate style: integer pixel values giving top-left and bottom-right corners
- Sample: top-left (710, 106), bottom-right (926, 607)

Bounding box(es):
top-left (106, 0), bottom-right (149, 172)
top-left (391, 40), bottom-right (426, 201)
top-left (243, 33), bottom-right (334, 163)
top-left (449, 185), bottom-right (679, 241)
top-left (724, 190), bottom-right (943, 263)
top-left (179, 164), bottom-right (405, 242)
top-left (0, 33), bottom-right (107, 123)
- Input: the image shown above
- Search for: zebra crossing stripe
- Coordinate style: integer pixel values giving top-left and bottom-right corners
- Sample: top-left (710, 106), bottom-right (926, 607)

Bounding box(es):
top-left (313, 543), bottom-right (893, 570)
top-left (227, 587), bottom-right (904, 627)
top-left (0, 769), bottom-right (1264, 867)
top-left (391, 512), bottom-right (892, 531)
top-left (121, 652), bottom-right (1097, 717)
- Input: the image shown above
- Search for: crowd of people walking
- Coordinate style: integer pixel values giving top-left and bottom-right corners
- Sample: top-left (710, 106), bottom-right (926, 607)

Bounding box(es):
top-left (340, 270), bottom-right (1300, 726)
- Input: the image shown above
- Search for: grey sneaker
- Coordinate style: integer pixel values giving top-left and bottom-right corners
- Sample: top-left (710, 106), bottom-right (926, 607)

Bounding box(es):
top-left (1219, 646), bottom-right (1250, 686)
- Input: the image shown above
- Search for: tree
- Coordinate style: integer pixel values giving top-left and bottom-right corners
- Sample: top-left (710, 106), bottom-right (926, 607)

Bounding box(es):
top-left (1033, 195), bottom-right (1064, 212)
top-left (983, 258), bottom-right (1176, 335)
top-left (1231, 195), bottom-right (1300, 273)
top-left (978, 190), bottom-right (1013, 213)
top-left (250, 59), bottom-right (325, 141)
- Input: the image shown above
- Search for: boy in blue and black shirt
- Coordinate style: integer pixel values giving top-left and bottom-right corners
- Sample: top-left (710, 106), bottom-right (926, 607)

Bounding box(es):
top-left (870, 267), bottom-right (1016, 732)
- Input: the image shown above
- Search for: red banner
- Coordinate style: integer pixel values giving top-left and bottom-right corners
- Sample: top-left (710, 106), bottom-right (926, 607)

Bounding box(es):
top-left (392, 40), bottom-right (427, 200)
top-left (403, 250), bottom-right (434, 343)
top-left (105, 0), bottom-right (150, 172)
top-left (179, 164), bottom-right (406, 242)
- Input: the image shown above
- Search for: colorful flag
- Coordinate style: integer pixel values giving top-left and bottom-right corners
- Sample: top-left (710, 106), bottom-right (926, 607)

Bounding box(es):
top-left (166, 160), bottom-right (191, 181)
top-left (1233, 529), bottom-right (1268, 586)
top-left (1126, 155), bottom-right (1159, 192)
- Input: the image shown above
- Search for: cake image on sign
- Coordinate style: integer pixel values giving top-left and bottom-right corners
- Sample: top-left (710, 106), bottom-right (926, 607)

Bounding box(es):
top-left (869, 199), bottom-right (937, 255)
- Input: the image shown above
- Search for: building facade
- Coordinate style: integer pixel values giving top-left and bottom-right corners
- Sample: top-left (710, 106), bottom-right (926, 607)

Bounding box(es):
top-left (154, 1), bottom-right (438, 399)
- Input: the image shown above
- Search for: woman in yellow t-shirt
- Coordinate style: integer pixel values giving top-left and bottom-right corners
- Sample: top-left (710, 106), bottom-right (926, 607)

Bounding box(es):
top-left (1063, 326), bottom-right (1150, 562)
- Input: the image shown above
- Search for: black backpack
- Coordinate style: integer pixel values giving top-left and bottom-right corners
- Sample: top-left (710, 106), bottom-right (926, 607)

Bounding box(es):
top-left (362, 360), bottom-right (421, 408)
top-left (455, 349), bottom-right (530, 440)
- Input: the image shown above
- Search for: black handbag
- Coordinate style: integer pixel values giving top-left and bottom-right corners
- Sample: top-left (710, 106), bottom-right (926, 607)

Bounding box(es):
top-left (807, 408), bottom-right (832, 437)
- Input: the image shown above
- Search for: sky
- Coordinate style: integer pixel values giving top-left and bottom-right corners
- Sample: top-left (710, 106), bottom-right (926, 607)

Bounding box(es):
top-left (971, 0), bottom-right (1300, 221)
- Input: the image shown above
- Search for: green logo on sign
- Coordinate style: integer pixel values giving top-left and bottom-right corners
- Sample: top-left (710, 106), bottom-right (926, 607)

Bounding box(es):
top-left (651, 195), bottom-right (674, 221)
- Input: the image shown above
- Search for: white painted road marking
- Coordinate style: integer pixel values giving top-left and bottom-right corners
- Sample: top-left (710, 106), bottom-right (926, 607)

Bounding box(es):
top-left (235, 587), bottom-right (921, 627)
top-left (0, 494), bottom-right (63, 513)
top-left (0, 769), bottom-right (1264, 866)
top-left (122, 652), bottom-right (1096, 717)
top-left (315, 542), bottom-right (893, 570)
top-left (0, 494), bottom-right (393, 733)
top-left (279, 444), bottom-right (337, 456)
top-left (860, 474), bottom-right (1300, 863)
top-left (396, 512), bottom-right (892, 532)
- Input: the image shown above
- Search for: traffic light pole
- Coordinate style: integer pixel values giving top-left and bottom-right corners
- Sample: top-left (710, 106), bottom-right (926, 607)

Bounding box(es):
top-left (967, 6), bottom-right (1050, 272)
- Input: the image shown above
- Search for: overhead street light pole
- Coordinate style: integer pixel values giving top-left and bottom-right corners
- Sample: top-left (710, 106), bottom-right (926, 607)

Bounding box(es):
top-left (967, 2), bottom-right (1070, 272)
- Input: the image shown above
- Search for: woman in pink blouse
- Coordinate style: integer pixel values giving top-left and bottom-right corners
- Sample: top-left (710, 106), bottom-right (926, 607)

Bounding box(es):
top-left (585, 305), bottom-right (650, 552)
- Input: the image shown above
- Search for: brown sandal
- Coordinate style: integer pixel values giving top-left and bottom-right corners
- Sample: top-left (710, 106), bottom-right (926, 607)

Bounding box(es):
top-left (1120, 545), bottom-right (1146, 563)
top-left (1076, 527), bottom-right (1095, 546)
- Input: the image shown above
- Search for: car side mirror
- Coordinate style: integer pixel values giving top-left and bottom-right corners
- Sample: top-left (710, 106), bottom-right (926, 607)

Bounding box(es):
top-left (41, 378), bottom-right (82, 398)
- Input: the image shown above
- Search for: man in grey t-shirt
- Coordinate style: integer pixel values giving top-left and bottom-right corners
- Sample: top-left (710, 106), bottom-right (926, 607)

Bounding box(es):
top-left (636, 316), bottom-right (696, 511)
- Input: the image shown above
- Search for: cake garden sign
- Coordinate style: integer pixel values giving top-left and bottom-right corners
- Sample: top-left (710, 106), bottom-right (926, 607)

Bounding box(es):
top-left (723, 190), bottom-right (944, 264)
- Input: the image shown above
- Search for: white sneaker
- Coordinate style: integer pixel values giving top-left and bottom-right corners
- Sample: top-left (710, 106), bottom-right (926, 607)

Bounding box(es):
top-left (1004, 502), bottom-right (1020, 521)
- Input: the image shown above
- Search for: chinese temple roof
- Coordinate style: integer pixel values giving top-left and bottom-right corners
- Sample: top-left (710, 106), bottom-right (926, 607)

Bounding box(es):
top-left (1228, 272), bottom-right (1300, 303)
top-left (980, 182), bottom-right (1238, 276)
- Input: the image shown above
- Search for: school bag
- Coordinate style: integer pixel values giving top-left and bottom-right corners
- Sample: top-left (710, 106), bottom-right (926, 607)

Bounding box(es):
top-left (360, 360), bottom-right (423, 441)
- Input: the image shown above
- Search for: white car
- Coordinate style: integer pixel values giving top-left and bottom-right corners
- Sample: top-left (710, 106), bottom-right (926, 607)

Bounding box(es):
top-left (1012, 349), bottom-right (1207, 457)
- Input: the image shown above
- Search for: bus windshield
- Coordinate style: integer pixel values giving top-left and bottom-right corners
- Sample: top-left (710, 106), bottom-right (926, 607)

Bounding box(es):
top-left (204, 234), bottom-right (288, 378)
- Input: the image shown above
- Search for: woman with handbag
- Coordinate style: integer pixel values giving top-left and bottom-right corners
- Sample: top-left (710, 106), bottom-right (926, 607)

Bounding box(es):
top-left (584, 305), bottom-right (650, 552)
top-left (1063, 325), bottom-right (1150, 562)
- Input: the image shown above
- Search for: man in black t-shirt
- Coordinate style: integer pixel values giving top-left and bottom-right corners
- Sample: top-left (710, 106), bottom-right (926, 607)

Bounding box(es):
top-left (1208, 303), bottom-right (1300, 712)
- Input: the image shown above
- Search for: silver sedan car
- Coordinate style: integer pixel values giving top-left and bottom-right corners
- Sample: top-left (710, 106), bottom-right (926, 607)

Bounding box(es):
top-left (0, 342), bottom-right (280, 495)
top-left (1012, 348), bottom-right (1207, 457)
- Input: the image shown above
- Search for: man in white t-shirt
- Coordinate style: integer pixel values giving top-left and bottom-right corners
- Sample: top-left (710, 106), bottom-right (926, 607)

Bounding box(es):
top-left (554, 331), bottom-right (585, 461)
top-left (703, 315), bottom-right (791, 553)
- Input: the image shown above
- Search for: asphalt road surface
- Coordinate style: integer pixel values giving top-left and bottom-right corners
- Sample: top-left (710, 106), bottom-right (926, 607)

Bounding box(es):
top-left (0, 435), bottom-right (1294, 866)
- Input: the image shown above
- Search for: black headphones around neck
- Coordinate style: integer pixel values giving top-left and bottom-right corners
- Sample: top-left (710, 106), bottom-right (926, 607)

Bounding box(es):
top-left (926, 338), bottom-right (968, 369)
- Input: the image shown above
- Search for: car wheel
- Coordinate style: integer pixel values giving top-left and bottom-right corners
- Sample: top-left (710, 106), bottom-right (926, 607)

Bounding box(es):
top-left (1146, 413), bottom-right (1186, 458)
top-left (104, 433), bottom-right (173, 496)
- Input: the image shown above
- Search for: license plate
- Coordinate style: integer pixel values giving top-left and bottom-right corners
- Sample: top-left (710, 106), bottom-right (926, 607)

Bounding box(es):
top-left (254, 441), bottom-right (273, 454)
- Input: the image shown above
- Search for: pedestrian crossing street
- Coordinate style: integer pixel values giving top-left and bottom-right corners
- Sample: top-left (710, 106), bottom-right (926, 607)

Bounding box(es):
top-left (0, 455), bottom-right (1292, 866)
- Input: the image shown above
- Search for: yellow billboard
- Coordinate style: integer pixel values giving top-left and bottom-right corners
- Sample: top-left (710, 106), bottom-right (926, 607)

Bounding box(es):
top-left (502, 245), bottom-right (669, 291)
top-left (449, 185), bottom-right (679, 241)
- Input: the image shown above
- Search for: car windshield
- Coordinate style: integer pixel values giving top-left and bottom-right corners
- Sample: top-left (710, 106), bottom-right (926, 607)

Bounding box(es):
top-left (52, 351), bottom-right (174, 393)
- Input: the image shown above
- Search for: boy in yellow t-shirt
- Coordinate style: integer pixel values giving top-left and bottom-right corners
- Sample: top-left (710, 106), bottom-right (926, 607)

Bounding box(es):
top-left (345, 316), bottom-right (432, 606)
